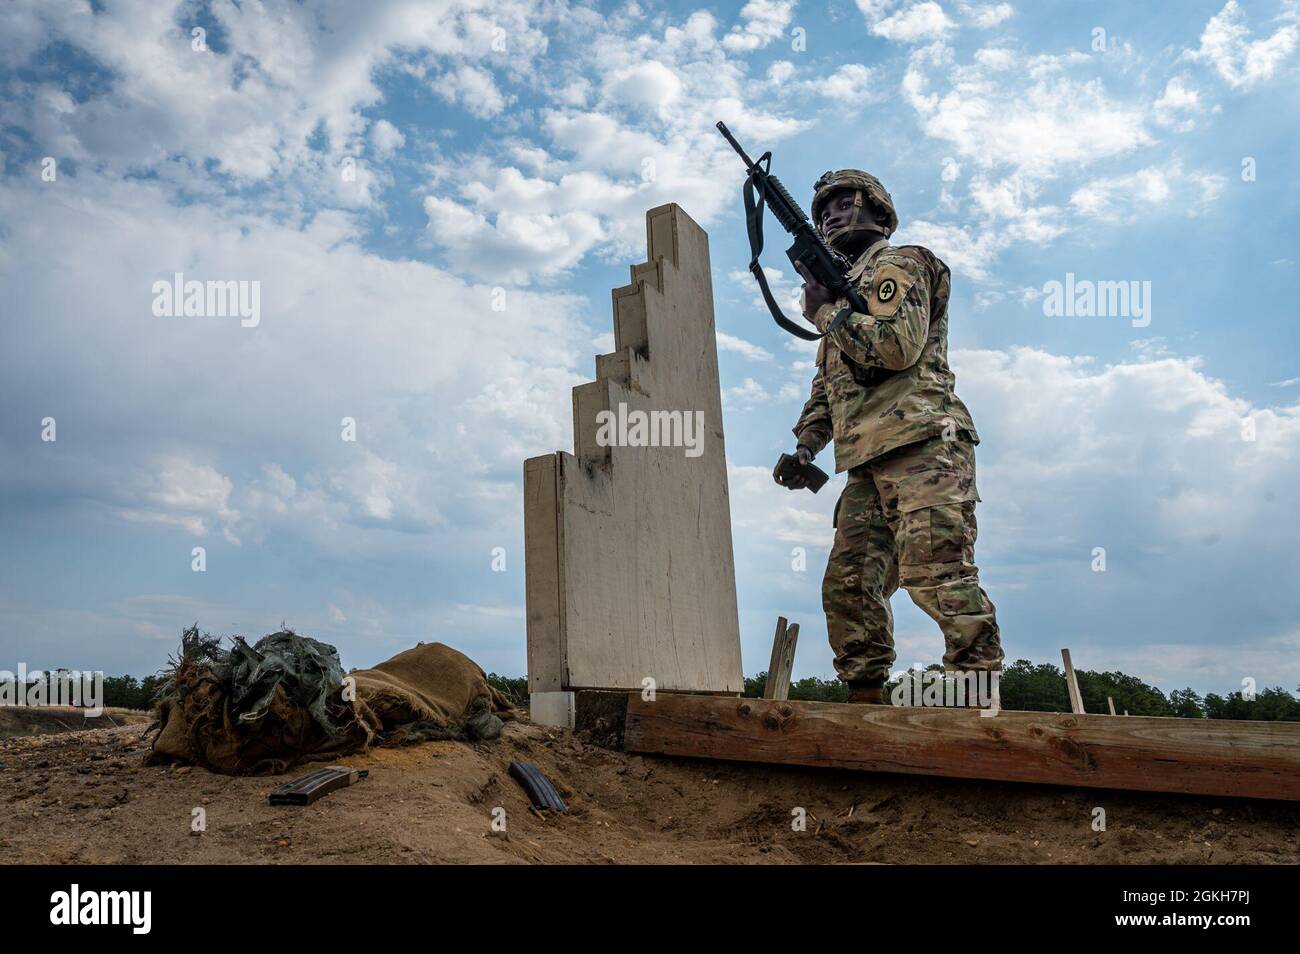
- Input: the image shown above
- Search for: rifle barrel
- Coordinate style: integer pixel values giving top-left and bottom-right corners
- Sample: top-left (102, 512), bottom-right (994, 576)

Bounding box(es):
top-left (715, 121), bottom-right (756, 171)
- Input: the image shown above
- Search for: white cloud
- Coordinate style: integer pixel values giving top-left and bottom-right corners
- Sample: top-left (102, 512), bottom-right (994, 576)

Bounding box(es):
top-left (766, 60), bottom-right (797, 84)
top-left (1153, 75), bottom-right (1210, 130)
top-left (959, 2), bottom-right (1015, 29)
top-left (717, 332), bottom-right (775, 362)
top-left (955, 347), bottom-right (1300, 675)
top-left (898, 219), bottom-right (1004, 281)
top-left (818, 63), bottom-right (882, 101)
top-left (423, 189), bottom-right (606, 282)
top-left (732, 266), bottom-right (805, 318)
top-left (0, 170), bottom-right (591, 559)
top-left (1183, 0), bottom-right (1299, 90)
top-left (890, 38), bottom-right (1232, 277)
top-left (972, 284), bottom-right (1040, 311)
top-left (904, 44), bottom-right (1151, 178)
top-left (118, 454), bottom-right (240, 541)
top-left (1089, 633), bottom-right (1300, 693)
top-left (0, 0), bottom-right (551, 183)
top-left (722, 0), bottom-right (797, 52)
top-left (724, 377), bottom-right (779, 409)
top-left (369, 119), bottom-right (406, 156)
top-left (605, 60), bottom-right (684, 111)
top-left (968, 173), bottom-right (1068, 244)
top-left (973, 46), bottom-right (1016, 69)
top-left (1069, 161), bottom-right (1226, 221)
top-left (415, 10), bottom-right (810, 279)
top-left (954, 346), bottom-right (1300, 545)
top-left (869, 2), bottom-right (956, 43)
top-left (434, 64), bottom-right (510, 118)
top-left (729, 461), bottom-right (838, 547)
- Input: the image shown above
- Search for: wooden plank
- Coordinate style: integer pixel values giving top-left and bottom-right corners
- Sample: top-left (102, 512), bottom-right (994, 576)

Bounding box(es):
top-left (1108, 696), bottom-right (1117, 716)
top-left (523, 454), bottom-right (564, 693)
top-left (762, 616), bottom-right (787, 700)
top-left (762, 617), bottom-right (799, 701)
top-left (623, 693), bottom-right (1300, 802)
top-left (1061, 648), bottom-right (1085, 714)
top-left (530, 204), bottom-right (743, 695)
top-left (778, 624), bottom-right (798, 699)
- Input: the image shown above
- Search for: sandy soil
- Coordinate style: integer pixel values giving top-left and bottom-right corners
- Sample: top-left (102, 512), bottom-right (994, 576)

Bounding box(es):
top-left (0, 707), bottom-right (149, 739)
top-left (1, 718), bottom-right (1296, 864)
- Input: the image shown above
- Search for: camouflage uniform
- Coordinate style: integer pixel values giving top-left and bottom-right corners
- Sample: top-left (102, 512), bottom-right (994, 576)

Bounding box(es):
top-left (792, 173), bottom-right (1002, 687)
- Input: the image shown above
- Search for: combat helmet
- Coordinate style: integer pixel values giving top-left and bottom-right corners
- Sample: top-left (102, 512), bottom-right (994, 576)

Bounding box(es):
top-left (811, 169), bottom-right (898, 246)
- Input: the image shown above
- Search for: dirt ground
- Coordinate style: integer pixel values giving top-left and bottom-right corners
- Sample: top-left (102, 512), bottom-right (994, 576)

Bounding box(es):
top-left (0, 706), bottom-right (149, 739)
top-left (1, 717), bottom-right (1296, 864)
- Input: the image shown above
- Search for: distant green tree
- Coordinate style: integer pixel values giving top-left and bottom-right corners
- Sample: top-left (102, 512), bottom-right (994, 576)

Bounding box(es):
top-left (1075, 668), bottom-right (1172, 717)
top-left (101, 675), bottom-right (142, 709)
top-left (1168, 688), bottom-right (1205, 719)
top-left (486, 672), bottom-right (528, 705)
top-left (1204, 687), bottom-right (1300, 721)
top-left (996, 659), bottom-right (1072, 712)
top-left (139, 673), bottom-right (167, 708)
top-left (789, 675), bottom-right (848, 702)
top-left (743, 672), bottom-right (848, 702)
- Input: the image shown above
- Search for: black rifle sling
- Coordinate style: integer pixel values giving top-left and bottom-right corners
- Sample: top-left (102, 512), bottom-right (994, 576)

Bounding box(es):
top-left (742, 155), bottom-right (823, 342)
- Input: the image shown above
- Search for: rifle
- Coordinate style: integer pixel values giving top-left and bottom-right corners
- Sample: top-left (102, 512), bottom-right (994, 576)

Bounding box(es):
top-left (716, 121), bottom-right (869, 341)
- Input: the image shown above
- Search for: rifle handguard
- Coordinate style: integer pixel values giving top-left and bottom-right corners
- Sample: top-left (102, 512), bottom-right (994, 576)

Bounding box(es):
top-left (719, 121), bottom-right (870, 342)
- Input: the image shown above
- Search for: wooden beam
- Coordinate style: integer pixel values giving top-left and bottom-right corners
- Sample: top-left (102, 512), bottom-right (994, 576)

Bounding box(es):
top-left (1061, 648), bottom-right (1085, 714)
top-left (623, 694), bottom-right (1300, 802)
top-left (1108, 696), bottom-right (1117, 716)
top-left (762, 617), bottom-right (799, 702)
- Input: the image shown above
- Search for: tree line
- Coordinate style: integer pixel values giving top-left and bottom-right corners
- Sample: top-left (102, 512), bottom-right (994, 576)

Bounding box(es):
top-left (20, 659), bottom-right (1299, 721)
top-left (744, 658), bottom-right (1300, 721)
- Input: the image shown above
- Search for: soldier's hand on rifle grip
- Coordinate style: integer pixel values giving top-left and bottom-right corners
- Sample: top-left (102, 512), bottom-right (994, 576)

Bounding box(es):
top-left (794, 261), bottom-right (834, 322)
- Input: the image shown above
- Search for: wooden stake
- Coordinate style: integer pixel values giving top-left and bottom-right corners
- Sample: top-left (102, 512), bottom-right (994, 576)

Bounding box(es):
top-left (763, 617), bottom-right (799, 701)
top-left (1061, 648), bottom-right (1085, 714)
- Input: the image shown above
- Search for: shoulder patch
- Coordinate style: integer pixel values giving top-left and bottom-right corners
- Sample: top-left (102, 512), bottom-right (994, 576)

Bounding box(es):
top-left (866, 261), bottom-right (916, 319)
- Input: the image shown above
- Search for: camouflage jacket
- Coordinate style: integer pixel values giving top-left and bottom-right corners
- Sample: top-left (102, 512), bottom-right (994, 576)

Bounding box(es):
top-left (792, 239), bottom-right (979, 472)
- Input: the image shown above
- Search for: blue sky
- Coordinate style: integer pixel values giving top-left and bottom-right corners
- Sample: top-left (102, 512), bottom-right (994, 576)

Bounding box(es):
top-left (1, 0), bottom-right (1298, 696)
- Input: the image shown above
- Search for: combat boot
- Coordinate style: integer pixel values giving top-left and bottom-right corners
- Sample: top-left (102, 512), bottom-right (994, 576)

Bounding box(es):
top-left (846, 684), bottom-right (887, 705)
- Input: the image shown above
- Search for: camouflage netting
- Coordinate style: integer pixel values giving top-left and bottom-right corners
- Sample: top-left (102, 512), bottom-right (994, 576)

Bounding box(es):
top-left (147, 626), bottom-right (516, 775)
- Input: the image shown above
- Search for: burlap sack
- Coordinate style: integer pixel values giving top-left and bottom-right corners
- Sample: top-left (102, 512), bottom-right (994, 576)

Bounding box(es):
top-left (350, 642), bottom-right (516, 744)
top-left (149, 632), bottom-right (514, 774)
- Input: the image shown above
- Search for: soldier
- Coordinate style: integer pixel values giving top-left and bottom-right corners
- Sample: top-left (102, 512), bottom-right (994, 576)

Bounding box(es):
top-left (775, 170), bottom-right (1003, 705)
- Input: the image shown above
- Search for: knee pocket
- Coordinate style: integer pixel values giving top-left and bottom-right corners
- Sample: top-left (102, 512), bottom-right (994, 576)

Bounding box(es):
top-left (898, 502), bottom-right (973, 566)
top-left (936, 580), bottom-right (986, 617)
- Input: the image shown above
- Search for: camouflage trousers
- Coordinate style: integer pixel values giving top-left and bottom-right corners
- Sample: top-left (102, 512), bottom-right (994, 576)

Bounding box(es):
top-left (823, 435), bottom-right (1003, 686)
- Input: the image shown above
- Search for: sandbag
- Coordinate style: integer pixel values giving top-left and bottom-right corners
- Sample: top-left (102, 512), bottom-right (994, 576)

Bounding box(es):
top-left (351, 641), bottom-right (517, 744)
top-left (148, 627), bottom-right (514, 774)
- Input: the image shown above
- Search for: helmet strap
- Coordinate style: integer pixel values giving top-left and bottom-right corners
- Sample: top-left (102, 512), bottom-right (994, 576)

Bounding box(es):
top-left (823, 189), bottom-right (878, 249)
